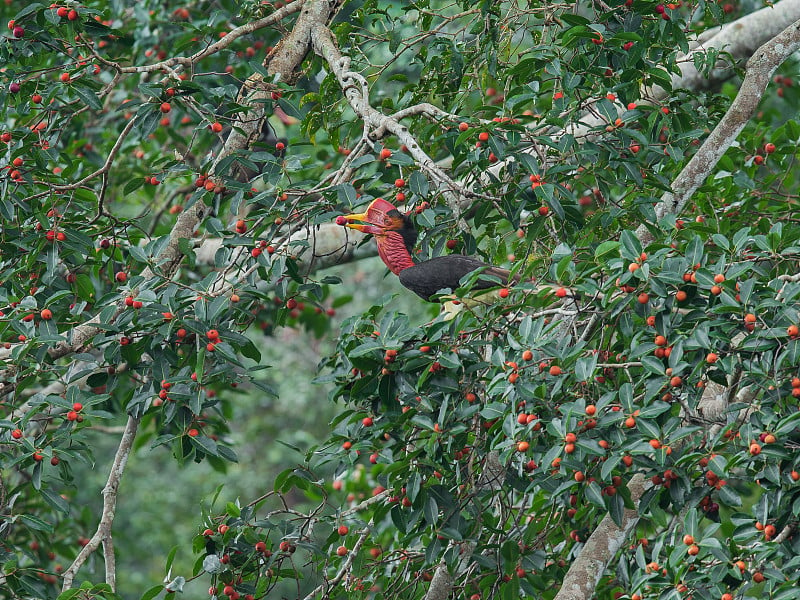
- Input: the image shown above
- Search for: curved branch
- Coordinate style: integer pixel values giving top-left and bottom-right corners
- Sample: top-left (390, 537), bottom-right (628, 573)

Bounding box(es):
top-left (61, 415), bottom-right (140, 591)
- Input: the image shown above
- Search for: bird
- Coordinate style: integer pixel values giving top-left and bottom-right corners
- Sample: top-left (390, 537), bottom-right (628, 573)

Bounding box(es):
top-left (337, 198), bottom-right (519, 302)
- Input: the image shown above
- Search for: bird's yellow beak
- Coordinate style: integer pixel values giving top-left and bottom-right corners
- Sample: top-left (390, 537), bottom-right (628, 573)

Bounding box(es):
top-left (337, 198), bottom-right (399, 235)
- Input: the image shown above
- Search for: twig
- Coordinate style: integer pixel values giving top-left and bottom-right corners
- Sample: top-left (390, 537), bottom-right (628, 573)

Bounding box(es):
top-left (61, 415), bottom-right (140, 591)
top-left (302, 526), bottom-right (371, 600)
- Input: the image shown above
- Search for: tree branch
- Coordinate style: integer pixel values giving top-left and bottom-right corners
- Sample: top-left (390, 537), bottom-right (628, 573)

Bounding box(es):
top-left (116, 1), bottom-right (305, 74)
top-left (637, 16), bottom-right (800, 243)
top-left (553, 474), bottom-right (648, 600)
top-left (61, 415), bottom-right (140, 591)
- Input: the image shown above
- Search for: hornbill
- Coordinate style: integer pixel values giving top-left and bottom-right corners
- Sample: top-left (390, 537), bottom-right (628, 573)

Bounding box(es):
top-left (338, 198), bottom-right (519, 302)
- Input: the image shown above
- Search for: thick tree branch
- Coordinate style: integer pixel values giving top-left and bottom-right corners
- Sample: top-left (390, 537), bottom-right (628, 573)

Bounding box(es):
top-left (479, 0), bottom-right (800, 203)
top-left (553, 474), bottom-right (647, 600)
top-left (558, 0), bottom-right (800, 150)
top-left (61, 415), bottom-right (140, 591)
top-left (637, 16), bottom-right (800, 243)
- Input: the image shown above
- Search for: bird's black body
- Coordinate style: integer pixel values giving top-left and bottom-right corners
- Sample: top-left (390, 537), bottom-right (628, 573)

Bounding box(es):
top-left (398, 255), bottom-right (513, 301)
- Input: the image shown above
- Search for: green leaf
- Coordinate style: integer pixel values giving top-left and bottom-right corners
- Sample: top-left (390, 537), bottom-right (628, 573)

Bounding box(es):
top-left (139, 585), bottom-right (164, 600)
top-left (20, 514), bottom-right (54, 532)
top-left (409, 171), bottom-right (429, 197)
top-left (39, 486), bottom-right (71, 514)
top-left (585, 481), bottom-right (605, 508)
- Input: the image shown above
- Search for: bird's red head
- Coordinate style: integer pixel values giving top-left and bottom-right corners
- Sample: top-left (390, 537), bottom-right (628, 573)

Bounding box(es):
top-left (338, 198), bottom-right (417, 274)
top-left (339, 198), bottom-right (405, 235)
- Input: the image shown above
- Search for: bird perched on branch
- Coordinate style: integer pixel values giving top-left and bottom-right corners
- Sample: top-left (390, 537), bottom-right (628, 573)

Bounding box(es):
top-left (337, 198), bottom-right (519, 302)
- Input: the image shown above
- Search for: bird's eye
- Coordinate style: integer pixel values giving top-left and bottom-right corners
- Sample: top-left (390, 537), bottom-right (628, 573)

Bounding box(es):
top-left (383, 216), bottom-right (393, 225)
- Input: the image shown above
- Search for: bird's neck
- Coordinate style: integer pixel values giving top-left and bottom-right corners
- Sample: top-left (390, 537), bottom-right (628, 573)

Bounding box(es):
top-left (378, 232), bottom-right (416, 275)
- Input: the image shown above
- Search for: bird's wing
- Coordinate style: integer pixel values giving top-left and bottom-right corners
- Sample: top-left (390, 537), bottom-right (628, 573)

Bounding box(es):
top-left (398, 255), bottom-right (516, 301)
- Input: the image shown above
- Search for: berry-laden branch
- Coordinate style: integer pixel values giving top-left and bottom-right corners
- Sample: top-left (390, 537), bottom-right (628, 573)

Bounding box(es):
top-left (301, 526), bottom-right (372, 600)
top-left (60, 415), bottom-right (140, 592)
top-left (559, 0), bottom-right (800, 145)
top-left (0, 0), bottom-right (342, 370)
top-left (553, 474), bottom-right (647, 600)
top-left (637, 16), bottom-right (800, 244)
